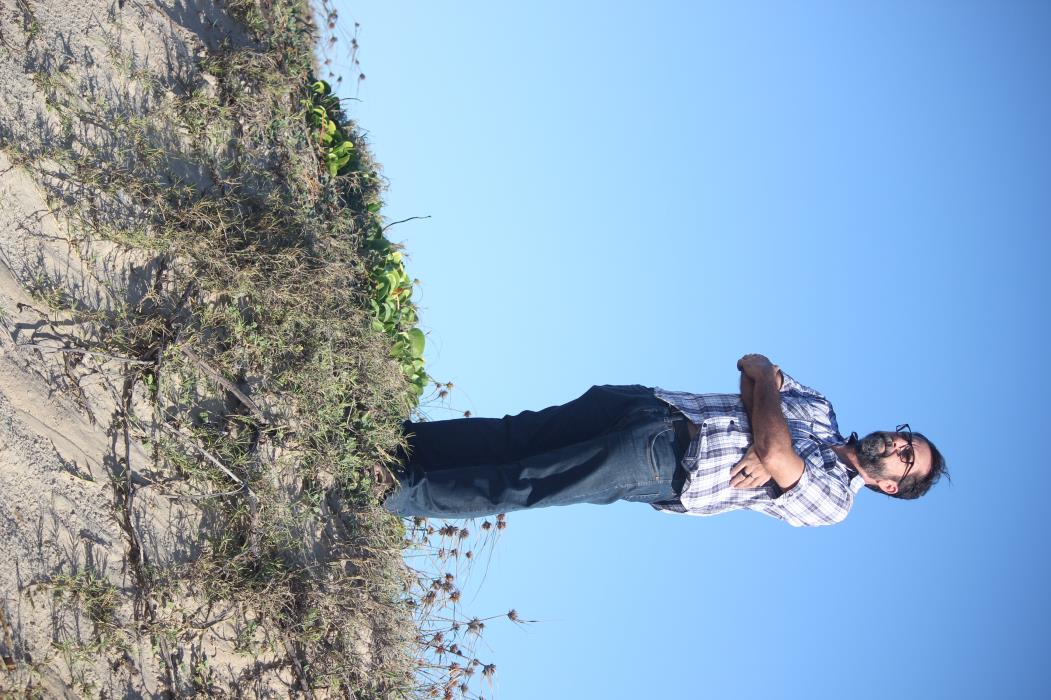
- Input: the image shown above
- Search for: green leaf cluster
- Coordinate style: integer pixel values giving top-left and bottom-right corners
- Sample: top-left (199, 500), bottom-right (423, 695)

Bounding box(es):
top-left (370, 249), bottom-right (426, 396)
top-left (304, 79), bottom-right (356, 177)
top-left (304, 79), bottom-right (429, 399)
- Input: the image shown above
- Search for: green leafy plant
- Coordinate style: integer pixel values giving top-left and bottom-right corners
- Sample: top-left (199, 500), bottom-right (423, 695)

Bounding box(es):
top-left (305, 79), bottom-right (356, 176)
top-left (305, 78), bottom-right (429, 397)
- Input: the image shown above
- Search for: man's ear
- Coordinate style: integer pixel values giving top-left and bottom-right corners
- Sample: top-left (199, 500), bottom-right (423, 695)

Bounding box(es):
top-left (877, 479), bottom-right (899, 496)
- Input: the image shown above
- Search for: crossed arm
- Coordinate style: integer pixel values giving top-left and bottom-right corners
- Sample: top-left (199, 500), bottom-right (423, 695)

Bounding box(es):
top-left (729, 354), bottom-right (805, 491)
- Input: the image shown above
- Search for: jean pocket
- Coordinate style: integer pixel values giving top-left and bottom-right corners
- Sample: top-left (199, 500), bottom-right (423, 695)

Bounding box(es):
top-left (647, 424), bottom-right (674, 481)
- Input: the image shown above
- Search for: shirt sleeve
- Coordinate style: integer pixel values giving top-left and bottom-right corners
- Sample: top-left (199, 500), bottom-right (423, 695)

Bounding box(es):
top-left (768, 456), bottom-right (855, 527)
top-left (779, 371), bottom-right (826, 400)
top-left (777, 371), bottom-right (840, 435)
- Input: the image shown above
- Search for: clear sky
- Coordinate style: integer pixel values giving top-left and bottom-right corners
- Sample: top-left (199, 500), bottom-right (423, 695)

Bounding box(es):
top-left (331, 2), bottom-right (1050, 698)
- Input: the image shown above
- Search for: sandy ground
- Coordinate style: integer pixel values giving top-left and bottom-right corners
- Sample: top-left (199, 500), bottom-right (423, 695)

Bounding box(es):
top-left (0, 1), bottom-right (295, 695)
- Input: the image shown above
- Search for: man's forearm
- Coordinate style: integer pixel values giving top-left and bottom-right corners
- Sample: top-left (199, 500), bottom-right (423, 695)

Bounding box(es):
top-left (740, 372), bottom-right (756, 417)
top-left (746, 368), bottom-right (801, 489)
top-left (740, 367), bottom-right (781, 424)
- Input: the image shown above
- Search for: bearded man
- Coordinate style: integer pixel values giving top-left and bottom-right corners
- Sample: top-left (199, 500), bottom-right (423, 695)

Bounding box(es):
top-left (382, 354), bottom-right (947, 526)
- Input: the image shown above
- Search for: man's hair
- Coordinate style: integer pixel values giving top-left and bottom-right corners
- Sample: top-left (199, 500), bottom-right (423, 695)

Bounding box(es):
top-left (865, 432), bottom-right (948, 500)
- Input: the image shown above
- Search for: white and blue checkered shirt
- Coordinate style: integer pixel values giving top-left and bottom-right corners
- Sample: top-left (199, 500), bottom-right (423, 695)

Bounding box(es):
top-left (652, 373), bottom-right (865, 527)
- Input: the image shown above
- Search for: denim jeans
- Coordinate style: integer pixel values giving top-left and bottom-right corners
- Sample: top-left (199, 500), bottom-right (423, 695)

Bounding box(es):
top-left (383, 385), bottom-right (687, 519)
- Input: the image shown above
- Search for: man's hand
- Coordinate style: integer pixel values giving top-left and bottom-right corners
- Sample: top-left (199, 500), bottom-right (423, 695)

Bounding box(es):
top-left (737, 353), bottom-right (783, 389)
top-left (730, 445), bottom-right (772, 489)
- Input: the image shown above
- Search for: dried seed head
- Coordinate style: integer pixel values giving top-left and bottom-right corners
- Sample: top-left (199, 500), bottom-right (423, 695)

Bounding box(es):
top-left (439, 390), bottom-right (448, 399)
top-left (458, 528), bottom-right (469, 540)
top-left (463, 410), bottom-right (472, 417)
top-left (507, 609), bottom-right (519, 622)
top-left (481, 521), bottom-right (492, 530)
top-left (467, 618), bottom-right (484, 635)
top-left (449, 590), bottom-right (461, 602)
top-left (482, 663), bottom-right (496, 679)
top-left (465, 551), bottom-right (473, 559)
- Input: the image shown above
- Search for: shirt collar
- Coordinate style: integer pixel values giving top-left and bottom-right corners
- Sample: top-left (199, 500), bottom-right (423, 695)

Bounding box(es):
top-left (816, 436), bottom-right (866, 494)
top-left (836, 453), bottom-right (865, 493)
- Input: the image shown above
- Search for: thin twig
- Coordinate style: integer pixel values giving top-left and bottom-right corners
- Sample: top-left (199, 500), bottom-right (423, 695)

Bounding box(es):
top-left (158, 486), bottom-right (243, 501)
top-left (281, 635), bottom-right (316, 700)
top-left (115, 380), bottom-right (182, 695)
top-left (156, 422), bottom-right (253, 496)
top-left (16, 343), bottom-right (153, 365)
top-left (179, 346), bottom-right (269, 424)
top-left (382, 215), bottom-right (430, 233)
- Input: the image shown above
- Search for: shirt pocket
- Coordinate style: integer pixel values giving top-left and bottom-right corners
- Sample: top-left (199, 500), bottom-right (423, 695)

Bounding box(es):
top-left (701, 415), bottom-right (749, 435)
top-left (696, 415), bottom-right (751, 466)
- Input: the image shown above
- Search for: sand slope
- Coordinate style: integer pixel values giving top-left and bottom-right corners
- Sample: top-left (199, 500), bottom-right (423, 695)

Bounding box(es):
top-left (0, 1), bottom-right (295, 695)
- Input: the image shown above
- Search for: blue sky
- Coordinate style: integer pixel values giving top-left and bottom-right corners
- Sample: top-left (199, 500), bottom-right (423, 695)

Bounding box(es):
top-left (331, 2), bottom-right (1050, 698)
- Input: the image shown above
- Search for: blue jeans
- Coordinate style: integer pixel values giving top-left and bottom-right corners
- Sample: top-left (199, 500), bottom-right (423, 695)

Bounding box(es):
top-left (383, 385), bottom-right (687, 519)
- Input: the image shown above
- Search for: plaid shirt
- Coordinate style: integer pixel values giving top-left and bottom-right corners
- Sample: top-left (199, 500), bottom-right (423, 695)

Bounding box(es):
top-left (652, 373), bottom-right (865, 527)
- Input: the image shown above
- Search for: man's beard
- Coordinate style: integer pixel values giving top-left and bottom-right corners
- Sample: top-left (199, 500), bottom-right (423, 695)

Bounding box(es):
top-left (856, 431), bottom-right (897, 479)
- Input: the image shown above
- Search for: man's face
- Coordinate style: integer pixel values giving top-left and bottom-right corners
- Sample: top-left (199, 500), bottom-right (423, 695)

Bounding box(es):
top-left (856, 430), bottom-right (932, 494)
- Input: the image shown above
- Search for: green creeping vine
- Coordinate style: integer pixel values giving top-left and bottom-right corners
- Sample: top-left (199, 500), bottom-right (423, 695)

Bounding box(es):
top-left (305, 79), bottom-right (428, 398)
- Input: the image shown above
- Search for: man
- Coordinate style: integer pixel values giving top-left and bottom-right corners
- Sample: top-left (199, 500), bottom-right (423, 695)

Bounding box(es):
top-left (382, 354), bottom-right (947, 527)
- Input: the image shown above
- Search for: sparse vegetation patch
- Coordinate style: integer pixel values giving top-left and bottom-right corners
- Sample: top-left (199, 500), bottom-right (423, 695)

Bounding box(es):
top-left (0, 1), bottom-right (521, 697)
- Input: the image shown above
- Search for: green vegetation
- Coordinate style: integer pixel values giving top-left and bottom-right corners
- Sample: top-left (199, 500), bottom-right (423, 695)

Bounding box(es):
top-left (305, 78), bottom-right (428, 399)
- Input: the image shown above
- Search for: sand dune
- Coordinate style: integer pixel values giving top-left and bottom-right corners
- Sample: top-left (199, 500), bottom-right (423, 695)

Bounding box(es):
top-left (0, 1), bottom-right (315, 694)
